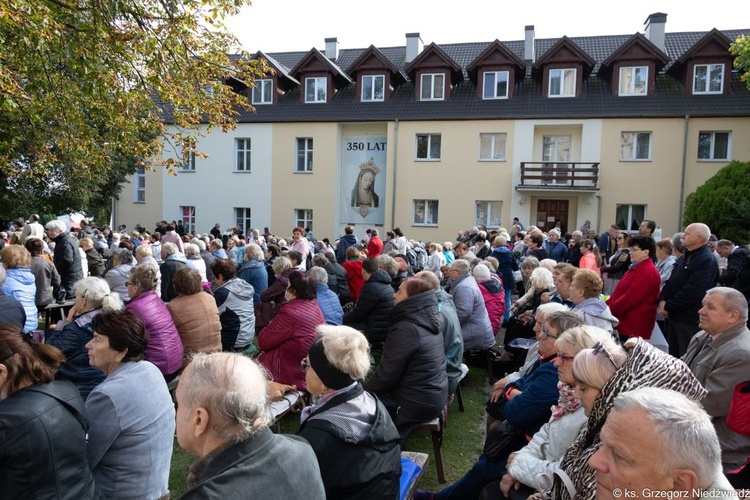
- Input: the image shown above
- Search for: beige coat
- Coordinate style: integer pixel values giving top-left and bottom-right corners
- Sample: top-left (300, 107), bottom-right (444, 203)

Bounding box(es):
top-left (166, 292), bottom-right (222, 366)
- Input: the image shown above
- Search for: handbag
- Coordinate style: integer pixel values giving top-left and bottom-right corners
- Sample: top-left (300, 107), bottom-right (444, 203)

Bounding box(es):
top-left (254, 301), bottom-right (276, 332)
top-left (727, 380), bottom-right (750, 435)
top-left (485, 396), bottom-right (508, 421)
top-left (483, 419), bottom-right (526, 462)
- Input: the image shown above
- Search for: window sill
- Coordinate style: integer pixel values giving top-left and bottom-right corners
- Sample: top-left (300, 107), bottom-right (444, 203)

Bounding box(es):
top-left (619, 159), bottom-right (652, 163)
top-left (478, 159), bottom-right (507, 162)
top-left (177, 169), bottom-right (196, 173)
top-left (696, 159), bottom-right (729, 163)
top-left (618, 93), bottom-right (649, 97)
top-left (415, 159), bottom-right (441, 162)
top-left (412, 224), bottom-right (439, 227)
top-left (233, 170), bottom-right (253, 173)
top-left (252, 102), bottom-right (272, 105)
top-left (482, 96), bottom-right (509, 100)
top-left (133, 201), bottom-right (146, 204)
top-left (548, 95), bottom-right (576, 98)
top-left (294, 171), bottom-right (314, 174)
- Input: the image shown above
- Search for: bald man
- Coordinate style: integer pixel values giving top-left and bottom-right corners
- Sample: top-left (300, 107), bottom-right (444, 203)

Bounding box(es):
top-left (658, 223), bottom-right (719, 357)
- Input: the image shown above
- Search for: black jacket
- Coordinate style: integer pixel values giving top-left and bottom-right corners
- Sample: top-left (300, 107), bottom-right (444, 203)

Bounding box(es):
top-left (336, 234), bottom-right (359, 264)
top-left (343, 270), bottom-right (395, 344)
top-left (84, 248), bottom-right (106, 277)
top-left (298, 384), bottom-right (401, 500)
top-left (324, 261), bottom-right (350, 305)
top-left (53, 232), bottom-right (84, 299)
top-left (0, 380), bottom-right (96, 499)
top-left (0, 292), bottom-right (26, 330)
top-left (160, 258), bottom-right (187, 302)
top-left (719, 246), bottom-right (750, 294)
top-left (364, 291), bottom-right (448, 423)
top-left (659, 244), bottom-right (719, 324)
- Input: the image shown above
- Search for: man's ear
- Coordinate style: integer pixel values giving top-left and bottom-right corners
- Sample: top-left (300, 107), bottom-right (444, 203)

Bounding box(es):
top-left (671, 468), bottom-right (699, 493)
top-left (192, 407), bottom-right (210, 437)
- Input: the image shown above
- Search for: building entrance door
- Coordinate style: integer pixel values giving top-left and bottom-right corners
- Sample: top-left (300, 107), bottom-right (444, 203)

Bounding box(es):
top-left (536, 199), bottom-right (569, 233)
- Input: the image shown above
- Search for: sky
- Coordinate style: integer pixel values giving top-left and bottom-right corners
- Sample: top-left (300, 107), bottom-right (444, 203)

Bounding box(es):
top-left (225, 0), bottom-right (750, 54)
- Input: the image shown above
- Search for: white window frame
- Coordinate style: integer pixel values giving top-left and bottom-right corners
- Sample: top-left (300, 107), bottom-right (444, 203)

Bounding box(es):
top-left (620, 132), bottom-right (652, 161)
top-left (415, 134), bottom-right (441, 161)
top-left (478, 133), bottom-right (507, 161)
top-left (295, 209), bottom-right (313, 232)
top-left (180, 206), bottom-right (196, 233)
top-left (179, 152), bottom-right (196, 172)
top-left (483, 71), bottom-right (510, 99)
top-left (296, 138), bottom-right (314, 172)
top-left (252, 79), bottom-right (273, 105)
top-left (134, 166), bottom-right (145, 203)
top-left (305, 77), bottom-right (327, 103)
top-left (361, 74), bottom-right (385, 102)
top-left (412, 200), bottom-right (439, 226)
top-left (697, 131), bottom-right (731, 161)
top-left (235, 138), bottom-right (251, 172)
top-left (234, 207), bottom-right (252, 233)
top-left (618, 66), bottom-right (648, 96)
top-left (420, 73), bottom-right (445, 101)
top-left (693, 64), bottom-right (724, 95)
top-left (615, 204), bottom-right (647, 233)
top-left (548, 68), bottom-right (576, 98)
top-left (475, 201), bottom-right (503, 228)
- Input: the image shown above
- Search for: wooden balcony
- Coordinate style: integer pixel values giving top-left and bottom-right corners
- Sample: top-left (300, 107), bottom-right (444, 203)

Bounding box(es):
top-left (518, 162), bottom-right (599, 190)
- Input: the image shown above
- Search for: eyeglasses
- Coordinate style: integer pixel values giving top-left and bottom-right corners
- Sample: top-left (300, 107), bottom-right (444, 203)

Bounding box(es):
top-left (300, 358), bottom-right (310, 372)
top-left (556, 352), bottom-right (575, 363)
top-left (541, 323), bottom-right (558, 340)
top-left (593, 342), bottom-right (618, 369)
top-left (126, 282), bottom-right (134, 286)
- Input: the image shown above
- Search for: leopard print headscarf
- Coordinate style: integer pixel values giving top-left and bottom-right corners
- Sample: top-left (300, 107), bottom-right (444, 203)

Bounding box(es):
top-left (549, 338), bottom-right (707, 499)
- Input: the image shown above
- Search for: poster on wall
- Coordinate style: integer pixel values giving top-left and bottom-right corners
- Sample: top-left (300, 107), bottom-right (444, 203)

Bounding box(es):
top-left (340, 136), bottom-right (387, 225)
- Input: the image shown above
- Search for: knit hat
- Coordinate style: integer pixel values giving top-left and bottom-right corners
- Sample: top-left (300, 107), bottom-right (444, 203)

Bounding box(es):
top-left (473, 263), bottom-right (491, 282)
top-left (307, 341), bottom-right (354, 390)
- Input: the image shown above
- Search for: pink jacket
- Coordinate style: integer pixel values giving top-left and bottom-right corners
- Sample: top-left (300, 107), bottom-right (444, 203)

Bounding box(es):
top-left (161, 231), bottom-right (184, 254)
top-left (257, 298), bottom-right (325, 390)
top-left (126, 290), bottom-right (184, 376)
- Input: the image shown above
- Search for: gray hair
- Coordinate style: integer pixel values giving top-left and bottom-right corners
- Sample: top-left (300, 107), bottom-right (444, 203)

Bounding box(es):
top-left (162, 242), bottom-right (178, 257)
top-left (316, 325), bottom-right (371, 380)
top-left (376, 254), bottom-right (398, 277)
top-left (312, 254), bottom-right (329, 267)
top-left (184, 243), bottom-right (199, 257)
top-left (493, 235), bottom-right (507, 247)
top-left (191, 237), bottom-right (207, 251)
top-left (671, 233), bottom-right (686, 253)
top-left (529, 267), bottom-right (553, 289)
top-left (272, 256), bottom-right (292, 277)
top-left (74, 277), bottom-right (124, 311)
top-left (307, 266), bottom-right (328, 285)
top-left (243, 243), bottom-right (264, 261)
top-left (572, 230), bottom-right (583, 238)
top-left (535, 302), bottom-right (568, 320)
top-left (415, 270), bottom-right (441, 291)
top-left (450, 259), bottom-right (470, 275)
top-left (612, 387), bottom-right (722, 487)
top-left (705, 286), bottom-right (749, 320)
top-left (521, 256), bottom-right (539, 270)
top-left (324, 250), bottom-right (336, 262)
top-left (45, 220), bottom-right (67, 232)
top-left (210, 239), bottom-right (223, 249)
top-left (555, 324), bottom-right (616, 355)
top-left (686, 223), bottom-right (711, 243)
top-left (112, 248), bottom-right (133, 266)
top-left (182, 352), bottom-right (271, 443)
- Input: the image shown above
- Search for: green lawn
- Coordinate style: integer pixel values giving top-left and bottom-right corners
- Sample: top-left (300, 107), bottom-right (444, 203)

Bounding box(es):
top-left (168, 366), bottom-right (490, 496)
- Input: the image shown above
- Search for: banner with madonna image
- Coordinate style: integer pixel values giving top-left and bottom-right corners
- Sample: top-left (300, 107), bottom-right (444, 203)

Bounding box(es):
top-left (340, 136), bottom-right (387, 225)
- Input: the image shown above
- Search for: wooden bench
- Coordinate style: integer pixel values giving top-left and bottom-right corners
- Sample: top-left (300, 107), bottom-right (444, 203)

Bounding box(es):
top-left (454, 363), bottom-right (469, 412)
top-left (400, 451), bottom-right (429, 499)
top-left (270, 390), bottom-right (305, 432)
top-left (414, 414), bottom-right (445, 483)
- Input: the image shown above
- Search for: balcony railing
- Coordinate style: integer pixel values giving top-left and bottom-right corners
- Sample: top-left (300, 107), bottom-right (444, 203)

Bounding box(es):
top-left (519, 162), bottom-right (599, 189)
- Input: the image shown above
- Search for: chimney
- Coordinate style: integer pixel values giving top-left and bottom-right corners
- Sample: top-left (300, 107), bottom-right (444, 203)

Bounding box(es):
top-left (644, 12), bottom-right (667, 52)
top-left (324, 37), bottom-right (339, 61)
top-left (524, 25), bottom-right (535, 63)
top-left (405, 32), bottom-right (423, 64)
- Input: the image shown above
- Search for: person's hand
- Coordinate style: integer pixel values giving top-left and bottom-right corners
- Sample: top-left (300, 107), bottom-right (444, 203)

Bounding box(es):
top-left (65, 304), bottom-right (78, 323)
top-left (657, 300), bottom-right (669, 318)
top-left (618, 253), bottom-right (628, 262)
top-left (540, 292), bottom-right (551, 304)
top-left (268, 381), bottom-right (296, 401)
top-left (500, 473), bottom-right (521, 496)
top-left (490, 386), bottom-right (505, 403)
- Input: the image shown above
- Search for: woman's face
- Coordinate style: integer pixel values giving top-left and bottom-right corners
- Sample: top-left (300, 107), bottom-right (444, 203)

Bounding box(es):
top-left (617, 234), bottom-right (628, 248)
top-left (522, 266), bottom-right (533, 278)
top-left (85, 332), bottom-right (125, 375)
top-left (285, 284), bottom-right (297, 302)
top-left (554, 344), bottom-right (577, 385)
top-left (303, 357), bottom-right (325, 396)
top-left (536, 317), bottom-right (560, 357)
top-left (557, 276), bottom-right (572, 298)
top-left (361, 172), bottom-right (374, 189)
top-left (394, 282), bottom-right (408, 305)
top-left (575, 381), bottom-right (601, 417)
top-left (655, 246), bottom-right (667, 262)
top-left (126, 281), bottom-right (139, 300)
top-left (569, 279), bottom-right (585, 304)
top-left (629, 245), bottom-right (649, 264)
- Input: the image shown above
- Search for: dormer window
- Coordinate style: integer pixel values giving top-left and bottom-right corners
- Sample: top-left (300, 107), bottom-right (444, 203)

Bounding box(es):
top-left (693, 64), bottom-right (724, 94)
top-left (483, 71), bottom-right (509, 99)
top-left (420, 73), bottom-right (445, 101)
top-left (549, 68), bottom-right (576, 97)
top-left (361, 75), bottom-right (385, 102)
top-left (252, 79), bottom-right (273, 105)
top-left (305, 77), bottom-right (327, 103)
top-left (619, 66), bottom-right (648, 96)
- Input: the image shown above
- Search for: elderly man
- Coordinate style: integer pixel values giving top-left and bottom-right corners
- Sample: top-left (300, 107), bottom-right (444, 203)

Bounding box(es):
top-left (566, 230), bottom-right (583, 267)
top-left (447, 259), bottom-right (494, 351)
top-left (104, 248), bottom-right (134, 298)
top-left (45, 220), bottom-right (84, 300)
top-left (20, 214), bottom-right (45, 243)
top-left (682, 287), bottom-right (750, 470)
top-left (716, 239), bottom-right (750, 299)
top-left (589, 387), bottom-right (735, 499)
top-left (658, 223), bottom-right (719, 357)
top-left (176, 353), bottom-right (325, 498)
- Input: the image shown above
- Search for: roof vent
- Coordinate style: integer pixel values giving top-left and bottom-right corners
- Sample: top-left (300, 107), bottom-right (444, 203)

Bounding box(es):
top-left (524, 25), bottom-right (535, 63)
top-left (406, 33), bottom-right (423, 64)
top-left (644, 12), bottom-right (667, 52)
top-left (325, 37), bottom-right (339, 61)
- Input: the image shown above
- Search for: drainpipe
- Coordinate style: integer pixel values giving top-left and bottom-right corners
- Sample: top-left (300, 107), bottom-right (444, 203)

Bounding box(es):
top-left (391, 119), bottom-right (399, 229)
top-left (596, 195), bottom-right (602, 234)
top-left (678, 114), bottom-right (689, 230)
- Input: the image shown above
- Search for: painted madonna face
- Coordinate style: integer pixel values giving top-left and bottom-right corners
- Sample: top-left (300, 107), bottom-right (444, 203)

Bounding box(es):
top-left (361, 171), bottom-right (375, 189)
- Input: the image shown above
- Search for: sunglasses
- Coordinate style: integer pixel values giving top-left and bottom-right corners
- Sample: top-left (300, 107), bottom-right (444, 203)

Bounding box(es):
top-left (593, 342), bottom-right (618, 369)
top-left (300, 358), bottom-right (310, 372)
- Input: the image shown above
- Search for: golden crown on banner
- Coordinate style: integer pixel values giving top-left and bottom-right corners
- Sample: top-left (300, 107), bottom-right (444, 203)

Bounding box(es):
top-left (359, 158), bottom-right (381, 175)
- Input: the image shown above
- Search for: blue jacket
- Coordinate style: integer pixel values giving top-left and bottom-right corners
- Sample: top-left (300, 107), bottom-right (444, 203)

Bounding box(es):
top-left (488, 246), bottom-right (517, 291)
top-left (2, 268), bottom-right (38, 332)
top-left (238, 259), bottom-right (269, 303)
top-left (336, 234), bottom-right (359, 264)
top-left (316, 284), bottom-right (344, 326)
top-left (505, 355), bottom-right (560, 435)
top-left (545, 240), bottom-right (568, 263)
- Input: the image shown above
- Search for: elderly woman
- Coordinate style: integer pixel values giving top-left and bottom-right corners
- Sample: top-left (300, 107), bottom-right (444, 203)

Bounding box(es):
top-left (47, 277), bottom-right (124, 399)
top-left (25, 237), bottom-right (61, 310)
top-left (655, 238), bottom-right (677, 288)
top-left (291, 226), bottom-right (311, 270)
top-left (257, 271), bottom-right (324, 390)
top-left (210, 258), bottom-right (255, 351)
top-left (160, 241), bottom-right (188, 302)
top-left (105, 247), bottom-right (134, 299)
top-left (427, 242), bottom-right (447, 280)
top-left (166, 268), bottom-right (222, 366)
top-left (474, 262), bottom-right (506, 335)
top-left (448, 259), bottom-right (494, 351)
top-left (1, 244), bottom-right (38, 333)
top-left (364, 276), bottom-right (448, 445)
top-left (601, 231), bottom-right (631, 294)
top-left (298, 325), bottom-right (401, 499)
top-left (260, 255), bottom-right (293, 306)
top-left (543, 262), bottom-right (576, 309)
top-left (226, 235), bottom-right (245, 268)
top-left (606, 235), bottom-right (661, 343)
top-left (125, 265), bottom-right (183, 379)
top-left (184, 242), bottom-right (208, 287)
top-left (0, 324), bottom-right (96, 497)
top-left (238, 243), bottom-right (268, 302)
top-left (308, 266), bottom-right (343, 326)
top-left (489, 235), bottom-right (517, 322)
top-left (85, 310), bottom-right (174, 499)
top-left (570, 269), bottom-right (619, 338)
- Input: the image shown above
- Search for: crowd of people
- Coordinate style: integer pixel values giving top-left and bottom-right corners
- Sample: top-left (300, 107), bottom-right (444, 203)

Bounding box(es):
top-left (0, 214), bottom-right (748, 498)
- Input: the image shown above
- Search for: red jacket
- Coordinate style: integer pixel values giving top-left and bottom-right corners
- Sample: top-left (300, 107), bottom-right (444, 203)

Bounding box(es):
top-left (257, 298), bottom-right (325, 390)
top-left (126, 290), bottom-right (184, 376)
top-left (342, 259), bottom-right (365, 301)
top-left (367, 236), bottom-right (384, 258)
top-left (478, 277), bottom-right (506, 335)
top-left (606, 259), bottom-right (660, 339)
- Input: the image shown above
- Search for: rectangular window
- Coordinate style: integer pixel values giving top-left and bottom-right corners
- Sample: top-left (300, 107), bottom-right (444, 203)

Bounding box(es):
top-left (548, 68), bottom-right (576, 97)
top-left (620, 132), bottom-right (652, 161)
top-left (252, 79), bottom-right (273, 105)
top-left (420, 73), bottom-right (445, 101)
top-left (235, 138), bottom-right (251, 172)
top-left (615, 204), bottom-right (646, 232)
top-left (698, 131), bottom-right (731, 161)
top-left (179, 152), bottom-right (196, 171)
top-left (134, 166), bottom-right (145, 203)
top-left (479, 133), bottom-right (507, 161)
top-left (415, 134), bottom-right (441, 161)
top-left (483, 71), bottom-right (509, 99)
top-left (361, 75), bottom-right (385, 102)
top-left (180, 206), bottom-right (196, 234)
top-left (296, 138), bottom-right (314, 172)
top-left (234, 207), bottom-right (252, 233)
top-left (305, 77), bottom-right (327, 103)
top-left (693, 64), bottom-right (724, 94)
top-left (413, 200), bottom-right (439, 226)
top-left (475, 201), bottom-right (503, 228)
top-left (295, 209), bottom-right (313, 232)
top-left (619, 66), bottom-right (648, 96)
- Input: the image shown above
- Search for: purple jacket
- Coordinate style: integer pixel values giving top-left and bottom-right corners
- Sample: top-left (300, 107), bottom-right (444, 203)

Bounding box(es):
top-left (125, 290), bottom-right (183, 376)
